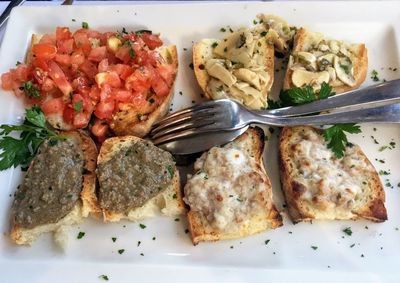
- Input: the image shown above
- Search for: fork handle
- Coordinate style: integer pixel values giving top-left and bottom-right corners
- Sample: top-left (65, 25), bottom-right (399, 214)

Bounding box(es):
top-left (250, 103), bottom-right (400, 126)
top-left (258, 79), bottom-right (400, 117)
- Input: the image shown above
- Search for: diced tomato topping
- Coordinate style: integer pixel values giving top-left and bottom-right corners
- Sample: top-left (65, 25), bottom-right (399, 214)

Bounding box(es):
top-left (141, 32), bottom-right (163, 50)
top-left (1, 72), bottom-right (13, 90)
top-left (57, 39), bottom-right (74, 54)
top-left (32, 43), bottom-right (57, 60)
top-left (47, 60), bottom-right (73, 96)
top-left (41, 97), bottom-right (64, 115)
top-left (1, 26), bottom-right (175, 137)
top-left (55, 54), bottom-right (71, 66)
top-left (151, 73), bottom-right (170, 97)
top-left (88, 46), bottom-right (107, 62)
top-left (125, 66), bottom-right (152, 92)
top-left (94, 99), bottom-right (115, 119)
top-left (56, 27), bottom-right (72, 41)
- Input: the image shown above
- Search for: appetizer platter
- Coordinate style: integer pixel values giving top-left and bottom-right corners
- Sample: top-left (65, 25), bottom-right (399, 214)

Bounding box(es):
top-left (0, 2), bottom-right (400, 282)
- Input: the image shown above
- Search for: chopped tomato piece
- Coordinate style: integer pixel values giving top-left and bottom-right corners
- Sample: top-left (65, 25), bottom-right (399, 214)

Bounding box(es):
top-left (113, 89), bottom-right (132, 102)
top-left (70, 51), bottom-right (85, 66)
top-left (56, 27), bottom-right (72, 41)
top-left (151, 73), bottom-right (170, 97)
top-left (157, 64), bottom-right (175, 86)
top-left (98, 59), bottom-right (109, 73)
top-left (89, 85), bottom-right (101, 103)
top-left (41, 97), bottom-right (64, 115)
top-left (115, 45), bottom-right (131, 63)
top-left (109, 64), bottom-right (132, 80)
top-left (141, 32), bottom-right (163, 50)
top-left (32, 43), bottom-right (57, 60)
top-left (47, 60), bottom-right (73, 96)
top-left (55, 54), bottom-right (71, 66)
top-left (57, 39), bottom-right (74, 54)
top-left (32, 57), bottom-right (49, 71)
top-left (88, 46), bottom-right (107, 62)
top-left (1, 72), bottom-right (13, 90)
top-left (63, 105), bottom-right (75, 124)
top-left (73, 112), bottom-right (90, 128)
top-left (41, 78), bottom-right (56, 93)
top-left (95, 71), bottom-right (121, 88)
top-left (91, 119), bottom-right (109, 138)
top-left (80, 60), bottom-right (98, 78)
top-left (125, 67), bottom-right (152, 92)
top-left (14, 64), bottom-right (31, 81)
top-left (94, 99), bottom-right (115, 119)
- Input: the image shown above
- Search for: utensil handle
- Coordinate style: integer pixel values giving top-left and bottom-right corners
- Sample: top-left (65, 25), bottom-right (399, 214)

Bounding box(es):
top-left (0, 0), bottom-right (25, 28)
top-left (257, 79), bottom-right (400, 117)
top-left (251, 103), bottom-right (400, 126)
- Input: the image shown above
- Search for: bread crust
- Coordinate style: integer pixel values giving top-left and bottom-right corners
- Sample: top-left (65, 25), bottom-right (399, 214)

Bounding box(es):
top-left (278, 126), bottom-right (387, 223)
top-left (10, 130), bottom-right (98, 245)
top-left (283, 28), bottom-right (368, 93)
top-left (110, 45), bottom-right (178, 137)
top-left (186, 127), bottom-right (282, 245)
top-left (193, 39), bottom-right (274, 103)
top-left (96, 136), bottom-right (185, 222)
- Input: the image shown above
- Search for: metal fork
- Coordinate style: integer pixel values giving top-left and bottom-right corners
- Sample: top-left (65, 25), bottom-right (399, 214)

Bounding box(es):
top-left (151, 79), bottom-right (400, 148)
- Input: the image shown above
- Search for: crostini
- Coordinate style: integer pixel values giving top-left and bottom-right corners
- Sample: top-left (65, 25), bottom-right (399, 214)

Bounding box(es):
top-left (279, 126), bottom-right (387, 223)
top-left (10, 131), bottom-right (98, 246)
top-left (184, 127), bottom-right (282, 245)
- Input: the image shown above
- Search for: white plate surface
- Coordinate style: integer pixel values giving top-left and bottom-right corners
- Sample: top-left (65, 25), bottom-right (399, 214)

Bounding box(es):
top-left (0, 1), bottom-right (400, 282)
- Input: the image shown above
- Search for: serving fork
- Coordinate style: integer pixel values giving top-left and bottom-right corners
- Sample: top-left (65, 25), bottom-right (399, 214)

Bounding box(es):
top-left (151, 79), bottom-right (400, 154)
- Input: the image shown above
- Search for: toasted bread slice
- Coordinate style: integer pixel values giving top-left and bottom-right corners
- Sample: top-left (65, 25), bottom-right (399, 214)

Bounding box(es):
top-left (110, 45), bottom-right (178, 137)
top-left (10, 130), bottom-right (98, 246)
top-left (279, 126), bottom-right (387, 223)
top-left (283, 28), bottom-right (368, 93)
top-left (193, 34), bottom-right (274, 109)
top-left (96, 136), bottom-right (184, 222)
top-left (184, 127), bottom-right (282, 245)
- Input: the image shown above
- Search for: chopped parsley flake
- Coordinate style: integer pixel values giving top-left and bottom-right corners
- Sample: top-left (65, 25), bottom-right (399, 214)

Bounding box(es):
top-left (311, 246), bottom-right (318, 250)
top-left (74, 100), bottom-right (83, 112)
top-left (211, 42), bottom-right (218, 48)
top-left (260, 31), bottom-right (268, 37)
top-left (139, 223), bottom-right (146, 229)
top-left (265, 239), bottom-right (270, 245)
top-left (137, 241), bottom-right (141, 247)
top-left (140, 253), bottom-right (144, 256)
top-left (82, 22), bottom-right (89, 29)
top-left (152, 237), bottom-right (156, 240)
top-left (99, 275), bottom-right (109, 281)
top-left (350, 243), bottom-right (355, 248)
top-left (172, 193), bottom-right (177, 199)
top-left (174, 218), bottom-right (180, 222)
top-left (22, 81), bottom-right (40, 98)
top-left (371, 70), bottom-right (380, 81)
top-left (118, 249), bottom-right (125, 254)
top-left (167, 165), bottom-right (174, 178)
top-left (77, 231), bottom-right (85, 239)
top-left (112, 237), bottom-right (117, 242)
top-left (220, 27), bottom-right (226, 32)
top-left (379, 145), bottom-right (389, 152)
top-left (342, 227), bottom-right (352, 236)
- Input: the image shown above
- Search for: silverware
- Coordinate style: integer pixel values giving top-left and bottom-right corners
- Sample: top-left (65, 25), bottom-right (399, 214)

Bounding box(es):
top-left (0, 0), bottom-right (25, 29)
top-left (151, 80), bottom-right (400, 154)
top-left (0, 0), bottom-right (73, 30)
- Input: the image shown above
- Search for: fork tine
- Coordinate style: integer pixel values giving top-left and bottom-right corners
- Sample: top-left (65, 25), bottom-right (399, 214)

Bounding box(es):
top-left (152, 115), bottom-right (223, 139)
top-left (153, 100), bottom-right (220, 128)
top-left (151, 107), bottom-right (220, 135)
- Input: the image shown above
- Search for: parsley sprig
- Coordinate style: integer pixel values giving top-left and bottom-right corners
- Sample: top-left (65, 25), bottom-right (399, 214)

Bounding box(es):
top-left (269, 82), bottom-right (361, 158)
top-left (0, 107), bottom-right (64, 171)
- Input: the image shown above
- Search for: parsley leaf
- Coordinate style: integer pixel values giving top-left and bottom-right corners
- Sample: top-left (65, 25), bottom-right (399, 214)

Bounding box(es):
top-left (0, 107), bottom-right (63, 171)
top-left (279, 85), bottom-right (316, 106)
top-left (318, 82), bottom-right (335, 99)
top-left (342, 227), bottom-right (353, 236)
top-left (77, 231), bottom-right (85, 239)
top-left (74, 100), bottom-right (83, 112)
top-left (99, 275), bottom-right (109, 281)
top-left (323, 124), bottom-right (361, 158)
top-left (166, 165), bottom-right (174, 178)
top-left (22, 81), bottom-right (40, 98)
top-left (82, 22), bottom-right (89, 29)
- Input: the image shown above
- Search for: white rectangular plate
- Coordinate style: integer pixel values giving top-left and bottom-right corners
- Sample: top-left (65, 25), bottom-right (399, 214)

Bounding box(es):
top-left (0, 2), bottom-right (400, 282)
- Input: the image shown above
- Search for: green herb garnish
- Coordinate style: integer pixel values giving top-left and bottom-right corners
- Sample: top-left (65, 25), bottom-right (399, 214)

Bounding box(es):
top-left (118, 249), bottom-right (125, 254)
top-left (311, 246), bottom-right (318, 250)
top-left (220, 27), bottom-right (226, 32)
top-left (323, 124), bottom-right (361, 158)
top-left (112, 237), bottom-right (117, 242)
top-left (139, 223), bottom-right (146, 229)
top-left (0, 107), bottom-right (64, 171)
top-left (82, 22), bottom-right (89, 29)
top-left (260, 31), bottom-right (268, 37)
top-left (340, 64), bottom-right (350, 75)
top-left (167, 165), bottom-right (174, 178)
top-left (99, 275), bottom-right (109, 281)
top-left (22, 81), bottom-right (40, 98)
top-left (211, 42), bottom-right (218, 48)
top-left (342, 227), bottom-right (353, 236)
top-left (74, 100), bottom-right (83, 112)
top-left (371, 70), bottom-right (380, 81)
top-left (77, 231), bottom-right (85, 239)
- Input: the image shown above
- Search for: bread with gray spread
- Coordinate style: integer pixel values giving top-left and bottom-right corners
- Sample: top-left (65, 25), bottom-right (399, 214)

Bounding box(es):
top-left (10, 130), bottom-right (98, 246)
top-left (95, 136), bottom-right (185, 222)
top-left (184, 127), bottom-right (282, 245)
top-left (279, 126), bottom-right (387, 223)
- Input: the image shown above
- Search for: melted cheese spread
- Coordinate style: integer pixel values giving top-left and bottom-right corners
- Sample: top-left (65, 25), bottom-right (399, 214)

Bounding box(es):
top-left (183, 145), bottom-right (265, 231)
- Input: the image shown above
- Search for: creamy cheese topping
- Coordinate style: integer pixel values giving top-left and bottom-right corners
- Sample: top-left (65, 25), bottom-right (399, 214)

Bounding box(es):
top-left (290, 128), bottom-right (375, 210)
top-left (183, 146), bottom-right (265, 231)
top-left (288, 31), bottom-right (359, 91)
